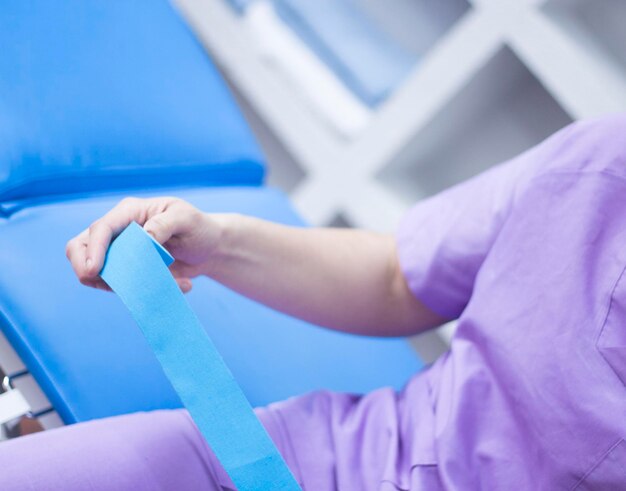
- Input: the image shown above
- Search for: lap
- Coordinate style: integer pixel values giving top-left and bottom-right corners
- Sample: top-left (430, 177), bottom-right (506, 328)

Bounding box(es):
top-left (0, 409), bottom-right (220, 491)
top-left (266, 373), bottom-right (433, 491)
top-left (0, 406), bottom-right (302, 491)
top-left (0, 375), bottom-right (428, 491)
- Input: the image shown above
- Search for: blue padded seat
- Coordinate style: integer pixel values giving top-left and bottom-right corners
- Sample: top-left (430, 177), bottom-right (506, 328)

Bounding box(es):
top-left (0, 186), bottom-right (423, 424)
top-left (0, 0), bottom-right (264, 207)
top-left (0, 0), bottom-right (423, 427)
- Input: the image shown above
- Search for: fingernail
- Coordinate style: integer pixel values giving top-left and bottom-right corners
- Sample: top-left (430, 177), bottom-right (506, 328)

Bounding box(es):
top-left (86, 258), bottom-right (93, 271)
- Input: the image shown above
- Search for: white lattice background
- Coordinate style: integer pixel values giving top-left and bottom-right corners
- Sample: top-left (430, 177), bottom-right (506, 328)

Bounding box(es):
top-left (177, 0), bottom-right (626, 233)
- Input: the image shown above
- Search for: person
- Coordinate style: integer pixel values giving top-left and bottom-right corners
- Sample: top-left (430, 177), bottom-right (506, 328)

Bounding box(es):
top-left (0, 115), bottom-right (624, 490)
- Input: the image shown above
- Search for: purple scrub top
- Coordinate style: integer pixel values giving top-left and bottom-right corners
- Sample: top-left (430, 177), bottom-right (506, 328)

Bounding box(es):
top-left (395, 114), bottom-right (626, 489)
top-left (0, 116), bottom-right (624, 491)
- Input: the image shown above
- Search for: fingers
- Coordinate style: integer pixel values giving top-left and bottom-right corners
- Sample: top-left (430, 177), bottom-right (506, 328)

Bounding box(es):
top-left (65, 229), bottom-right (90, 282)
top-left (85, 198), bottom-right (148, 275)
top-left (168, 260), bottom-right (198, 279)
top-left (64, 231), bottom-right (112, 290)
top-left (67, 196), bottom-right (195, 293)
top-left (176, 278), bottom-right (193, 294)
top-left (85, 221), bottom-right (112, 276)
top-left (143, 201), bottom-right (187, 245)
top-left (67, 197), bottom-right (149, 283)
top-left (84, 278), bottom-right (112, 292)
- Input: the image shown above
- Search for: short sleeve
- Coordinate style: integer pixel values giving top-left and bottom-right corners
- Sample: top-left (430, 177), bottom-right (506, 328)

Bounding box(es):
top-left (396, 122), bottom-right (580, 319)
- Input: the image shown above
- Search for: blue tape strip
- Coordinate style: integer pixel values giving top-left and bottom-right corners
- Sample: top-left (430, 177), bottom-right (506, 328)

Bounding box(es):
top-left (100, 222), bottom-right (301, 491)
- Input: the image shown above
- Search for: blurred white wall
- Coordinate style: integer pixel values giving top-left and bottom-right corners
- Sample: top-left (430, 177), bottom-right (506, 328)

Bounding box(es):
top-left (176, 0), bottom-right (626, 361)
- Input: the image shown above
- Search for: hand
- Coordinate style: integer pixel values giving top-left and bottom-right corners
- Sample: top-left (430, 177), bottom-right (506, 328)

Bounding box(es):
top-left (66, 197), bottom-right (223, 293)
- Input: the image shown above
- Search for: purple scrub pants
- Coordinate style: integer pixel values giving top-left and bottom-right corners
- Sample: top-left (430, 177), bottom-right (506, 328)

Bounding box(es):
top-left (0, 409), bottom-right (245, 490)
top-left (0, 410), bottom-right (227, 490)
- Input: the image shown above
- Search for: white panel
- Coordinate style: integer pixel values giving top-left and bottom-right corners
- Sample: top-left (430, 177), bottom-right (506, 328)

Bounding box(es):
top-left (243, 1), bottom-right (372, 139)
top-left (0, 391), bottom-right (30, 426)
top-left (377, 46), bottom-right (573, 205)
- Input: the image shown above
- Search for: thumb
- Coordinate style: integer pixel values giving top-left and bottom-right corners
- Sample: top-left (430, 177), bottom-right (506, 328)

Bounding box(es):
top-left (143, 210), bottom-right (180, 245)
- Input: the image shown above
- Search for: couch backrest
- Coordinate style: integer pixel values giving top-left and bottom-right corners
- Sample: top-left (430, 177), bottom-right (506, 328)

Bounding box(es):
top-left (0, 0), bottom-right (264, 210)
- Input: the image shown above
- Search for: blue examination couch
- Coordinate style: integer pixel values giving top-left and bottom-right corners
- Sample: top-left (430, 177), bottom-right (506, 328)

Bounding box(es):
top-left (0, 0), bottom-right (422, 425)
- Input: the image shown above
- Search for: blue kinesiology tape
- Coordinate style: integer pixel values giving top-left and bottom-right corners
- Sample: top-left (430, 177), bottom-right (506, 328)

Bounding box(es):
top-left (100, 222), bottom-right (301, 491)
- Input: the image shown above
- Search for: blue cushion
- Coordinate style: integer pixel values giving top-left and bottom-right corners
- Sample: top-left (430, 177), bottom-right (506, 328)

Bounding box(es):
top-left (0, 0), bottom-right (264, 205)
top-left (0, 186), bottom-right (422, 424)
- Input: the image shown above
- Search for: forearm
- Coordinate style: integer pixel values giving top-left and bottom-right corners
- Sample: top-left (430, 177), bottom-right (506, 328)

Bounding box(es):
top-left (207, 214), bottom-right (445, 336)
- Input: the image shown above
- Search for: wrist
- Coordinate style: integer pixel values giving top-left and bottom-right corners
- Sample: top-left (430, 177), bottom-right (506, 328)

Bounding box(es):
top-left (201, 212), bottom-right (243, 278)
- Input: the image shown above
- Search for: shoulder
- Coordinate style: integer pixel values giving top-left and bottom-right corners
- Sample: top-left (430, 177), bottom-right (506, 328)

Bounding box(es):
top-left (536, 113), bottom-right (626, 179)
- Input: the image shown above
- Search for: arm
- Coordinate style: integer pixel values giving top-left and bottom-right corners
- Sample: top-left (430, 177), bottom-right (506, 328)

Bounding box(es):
top-left (66, 197), bottom-right (446, 337)
top-left (206, 214), bottom-right (445, 336)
